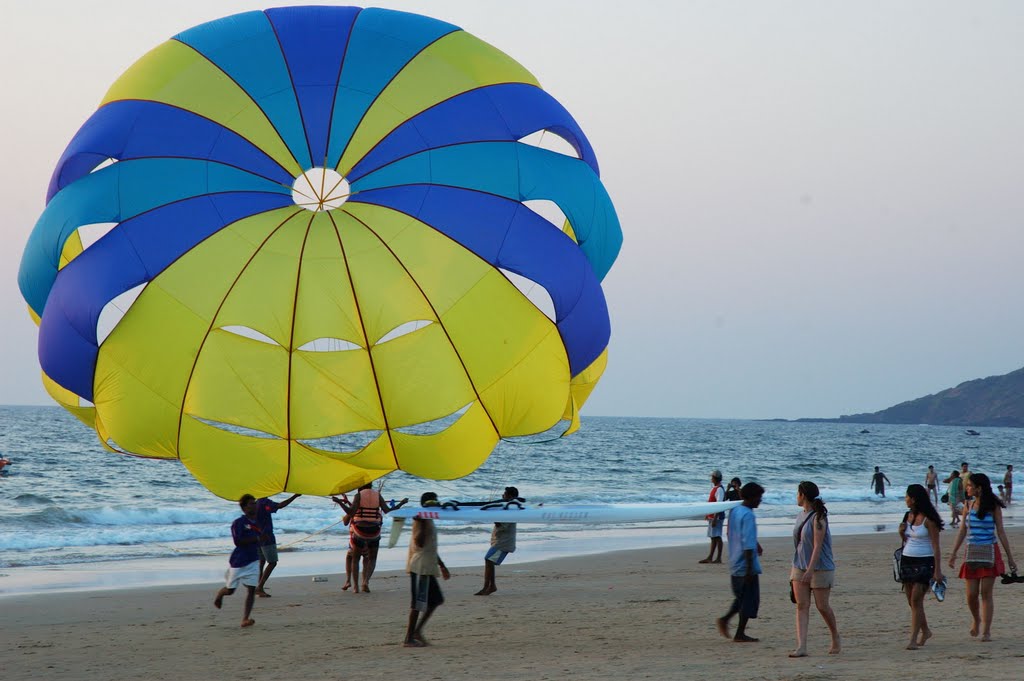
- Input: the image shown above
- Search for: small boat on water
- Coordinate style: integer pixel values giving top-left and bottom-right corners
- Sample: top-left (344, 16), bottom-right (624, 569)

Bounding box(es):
top-left (965, 429), bottom-right (981, 436)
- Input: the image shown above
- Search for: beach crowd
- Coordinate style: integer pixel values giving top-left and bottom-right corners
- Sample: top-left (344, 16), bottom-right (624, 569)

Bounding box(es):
top-left (705, 461), bottom-right (1017, 657)
top-left (209, 460), bottom-right (1017, 655)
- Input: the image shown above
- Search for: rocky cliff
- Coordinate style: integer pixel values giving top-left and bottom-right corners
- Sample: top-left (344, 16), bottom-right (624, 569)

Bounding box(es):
top-left (829, 367), bottom-right (1024, 428)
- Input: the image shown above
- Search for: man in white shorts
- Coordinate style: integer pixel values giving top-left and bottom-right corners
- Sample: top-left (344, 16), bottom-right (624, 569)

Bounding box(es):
top-left (213, 494), bottom-right (266, 627)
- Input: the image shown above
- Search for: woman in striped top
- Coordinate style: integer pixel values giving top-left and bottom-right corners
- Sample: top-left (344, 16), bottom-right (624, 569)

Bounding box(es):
top-left (947, 473), bottom-right (1017, 642)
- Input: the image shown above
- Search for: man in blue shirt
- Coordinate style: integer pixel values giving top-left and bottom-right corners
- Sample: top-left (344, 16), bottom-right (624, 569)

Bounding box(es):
top-left (254, 493), bottom-right (301, 597)
top-left (716, 482), bottom-right (765, 643)
top-left (214, 494), bottom-right (267, 627)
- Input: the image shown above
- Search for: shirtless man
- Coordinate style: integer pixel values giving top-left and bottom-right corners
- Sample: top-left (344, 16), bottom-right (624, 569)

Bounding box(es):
top-left (925, 466), bottom-right (938, 505)
top-left (1004, 465), bottom-right (1013, 505)
top-left (871, 467), bottom-right (891, 497)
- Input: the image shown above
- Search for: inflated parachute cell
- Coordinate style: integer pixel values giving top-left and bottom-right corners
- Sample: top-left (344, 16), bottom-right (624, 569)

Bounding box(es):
top-left (18, 6), bottom-right (621, 499)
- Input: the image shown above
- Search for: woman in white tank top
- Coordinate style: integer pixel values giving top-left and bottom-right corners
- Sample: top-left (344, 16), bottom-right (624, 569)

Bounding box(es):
top-left (898, 484), bottom-right (945, 650)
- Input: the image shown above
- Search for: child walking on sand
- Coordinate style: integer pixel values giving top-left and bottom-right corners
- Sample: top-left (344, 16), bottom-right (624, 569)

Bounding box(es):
top-left (213, 494), bottom-right (266, 627)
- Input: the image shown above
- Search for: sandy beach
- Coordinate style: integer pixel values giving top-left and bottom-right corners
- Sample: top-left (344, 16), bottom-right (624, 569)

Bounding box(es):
top-left (4, 528), bottom-right (1024, 681)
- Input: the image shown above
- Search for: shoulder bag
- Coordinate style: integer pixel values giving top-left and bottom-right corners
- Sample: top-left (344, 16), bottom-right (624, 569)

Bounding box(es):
top-left (965, 542), bottom-right (995, 568)
top-left (790, 512), bottom-right (815, 602)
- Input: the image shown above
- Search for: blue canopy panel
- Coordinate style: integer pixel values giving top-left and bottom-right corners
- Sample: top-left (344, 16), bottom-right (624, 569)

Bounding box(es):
top-left (174, 10), bottom-right (314, 171)
top-left (346, 82), bottom-right (598, 182)
top-left (350, 142), bottom-right (622, 281)
top-left (37, 192), bottom-right (293, 401)
top-left (351, 185), bottom-right (610, 376)
top-left (325, 8), bottom-right (458, 169)
top-left (264, 6), bottom-right (361, 168)
top-left (46, 101), bottom-right (294, 202)
top-left (20, 158), bottom-right (291, 319)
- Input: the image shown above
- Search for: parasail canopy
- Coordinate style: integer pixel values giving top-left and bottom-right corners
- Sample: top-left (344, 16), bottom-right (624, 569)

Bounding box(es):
top-left (18, 6), bottom-right (621, 500)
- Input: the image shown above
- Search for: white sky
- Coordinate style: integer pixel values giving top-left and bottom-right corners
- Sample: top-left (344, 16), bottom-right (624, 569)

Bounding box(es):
top-left (1, 1), bottom-right (1022, 420)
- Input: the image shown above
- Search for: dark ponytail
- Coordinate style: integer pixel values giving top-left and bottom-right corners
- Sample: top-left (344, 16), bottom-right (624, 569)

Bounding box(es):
top-left (798, 481), bottom-right (828, 526)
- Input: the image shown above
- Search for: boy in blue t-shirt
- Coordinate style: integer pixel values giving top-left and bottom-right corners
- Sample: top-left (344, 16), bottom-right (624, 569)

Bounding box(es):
top-left (716, 482), bottom-right (765, 643)
top-left (214, 494), bottom-right (266, 627)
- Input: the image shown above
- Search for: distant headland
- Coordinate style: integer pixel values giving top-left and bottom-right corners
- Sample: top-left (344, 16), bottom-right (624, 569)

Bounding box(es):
top-left (782, 366), bottom-right (1024, 428)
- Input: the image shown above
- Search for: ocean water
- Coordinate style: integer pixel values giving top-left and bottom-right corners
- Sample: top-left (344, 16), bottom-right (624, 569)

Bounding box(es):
top-left (1, 405), bottom-right (1021, 587)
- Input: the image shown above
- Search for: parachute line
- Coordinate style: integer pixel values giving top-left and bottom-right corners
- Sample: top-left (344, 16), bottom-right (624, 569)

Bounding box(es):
top-left (282, 212), bottom-right (317, 490)
top-left (320, 8), bottom-right (362, 169)
top-left (393, 403), bottom-right (472, 436)
top-left (174, 209), bottom-right (306, 459)
top-left (326, 211), bottom-right (400, 469)
top-left (522, 199), bottom-right (570, 233)
top-left (190, 416), bottom-right (281, 440)
top-left (220, 325), bottom-right (281, 346)
top-left (89, 157), bottom-right (119, 173)
top-left (341, 208), bottom-right (504, 441)
top-left (498, 269), bottom-right (556, 323)
top-left (297, 337), bottom-right (362, 352)
top-left (75, 222), bottom-right (119, 250)
top-left (517, 129), bottom-right (580, 159)
top-left (298, 429), bottom-right (383, 453)
top-left (374, 319), bottom-right (433, 346)
top-left (172, 37), bottom-right (304, 177)
top-left (332, 31), bottom-right (452, 175)
top-left (97, 282), bottom-right (147, 346)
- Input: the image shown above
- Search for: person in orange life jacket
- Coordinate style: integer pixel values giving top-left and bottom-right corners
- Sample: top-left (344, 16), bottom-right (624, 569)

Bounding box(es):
top-left (474, 486), bottom-right (520, 596)
top-left (700, 470), bottom-right (727, 564)
top-left (214, 494), bottom-right (268, 627)
top-left (332, 484), bottom-right (408, 593)
top-left (254, 493), bottom-right (301, 597)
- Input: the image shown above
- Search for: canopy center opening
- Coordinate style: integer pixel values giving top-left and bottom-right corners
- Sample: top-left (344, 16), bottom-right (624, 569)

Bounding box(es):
top-left (292, 167), bottom-right (350, 211)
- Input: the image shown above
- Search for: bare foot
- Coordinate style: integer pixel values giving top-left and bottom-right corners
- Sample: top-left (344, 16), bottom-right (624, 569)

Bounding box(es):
top-left (240, 618), bottom-right (255, 628)
top-left (828, 638), bottom-right (842, 655)
top-left (361, 583), bottom-right (370, 593)
top-left (970, 621), bottom-right (979, 637)
top-left (403, 640), bottom-right (426, 648)
top-left (474, 587), bottom-right (497, 596)
top-left (715, 618), bottom-right (730, 639)
top-left (342, 581), bottom-right (351, 591)
top-left (917, 629), bottom-right (932, 647)
top-left (213, 595), bottom-right (223, 609)
top-left (788, 650), bottom-right (807, 658)
top-left (906, 642), bottom-right (918, 650)
top-left (414, 634), bottom-right (430, 646)
top-left (256, 589), bottom-right (271, 598)
top-left (733, 634), bottom-right (759, 643)
top-left (711, 559), bottom-right (722, 564)
top-left (698, 558), bottom-right (713, 564)
top-left (981, 633), bottom-right (992, 642)
top-left (353, 583), bottom-right (360, 594)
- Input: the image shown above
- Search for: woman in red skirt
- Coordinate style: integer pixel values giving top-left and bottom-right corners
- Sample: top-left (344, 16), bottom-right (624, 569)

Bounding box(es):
top-left (947, 473), bottom-right (1017, 641)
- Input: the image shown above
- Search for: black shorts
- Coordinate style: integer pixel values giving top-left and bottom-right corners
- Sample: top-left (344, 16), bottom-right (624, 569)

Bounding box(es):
top-left (349, 534), bottom-right (381, 555)
top-left (730, 575), bottom-right (760, 619)
top-left (900, 555), bottom-right (934, 585)
top-left (409, 573), bottom-right (444, 612)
